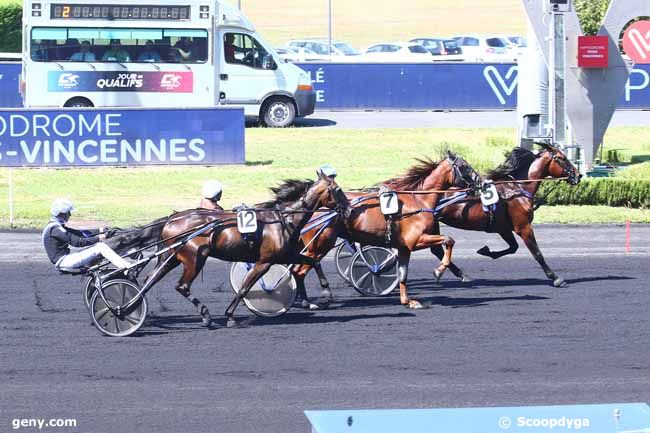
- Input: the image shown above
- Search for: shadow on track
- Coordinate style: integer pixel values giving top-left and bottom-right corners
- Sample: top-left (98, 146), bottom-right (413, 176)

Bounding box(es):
top-left (245, 118), bottom-right (337, 128)
top-left (332, 294), bottom-right (549, 310)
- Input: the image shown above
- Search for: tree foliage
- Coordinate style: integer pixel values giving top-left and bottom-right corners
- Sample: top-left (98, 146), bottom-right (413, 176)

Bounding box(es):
top-left (574, 0), bottom-right (611, 35)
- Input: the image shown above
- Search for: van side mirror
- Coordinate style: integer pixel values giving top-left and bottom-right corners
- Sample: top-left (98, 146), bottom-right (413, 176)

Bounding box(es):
top-left (262, 54), bottom-right (277, 70)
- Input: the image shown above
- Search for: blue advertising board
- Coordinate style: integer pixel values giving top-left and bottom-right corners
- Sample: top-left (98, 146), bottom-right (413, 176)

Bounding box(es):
top-left (298, 63), bottom-right (650, 110)
top-left (2, 62), bottom-right (650, 110)
top-left (306, 403), bottom-right (650, 433)
top-left (0, 63), bottom-right (23, 108)
top-left (0, 107), bottom-right (245, 167)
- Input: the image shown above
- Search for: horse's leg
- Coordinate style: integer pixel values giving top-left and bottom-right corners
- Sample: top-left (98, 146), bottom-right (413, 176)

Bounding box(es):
top-left (415, 234), bottom-right (455, 282)
top-left (313, 263), bottom-right (333, 305)
top-left (429, 220), bottom-right (470, 282)
top-left (430, 245), bottom-right (471, 282)
top-left (175, 246), bottom-right (212, 327)
top-left (291, 263), bottom-right (321, 310)
top-left (396, 249), bottom-right (425, 309)
top-left (225, 262), bottom-right (273, 328)
top-left (515, 224), bottom-right (566, 287)
top-left (476, 231), bottom-right (519, 259)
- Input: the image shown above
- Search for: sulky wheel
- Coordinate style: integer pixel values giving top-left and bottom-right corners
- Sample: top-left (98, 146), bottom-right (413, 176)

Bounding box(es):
top-left (90, 279), bottom-right (147, 337)
top-left (82, 269), bottom-right (136, 310)
top-left (334, 241), bottom-right (359, 283)
top-left (229, 262), bottom-right (297, 317)
top-left (349, 246), bottom-right (399, 296)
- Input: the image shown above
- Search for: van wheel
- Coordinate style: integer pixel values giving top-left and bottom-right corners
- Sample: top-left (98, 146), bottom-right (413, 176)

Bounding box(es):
top-left (64, 97), bottom-right (93, 108)
top-left (262, 97), bottom-right (295, 128)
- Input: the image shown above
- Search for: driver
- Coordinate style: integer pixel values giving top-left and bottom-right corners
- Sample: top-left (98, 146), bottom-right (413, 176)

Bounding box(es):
top-left (199, 180), bottom-right (224, 210)
top-left (42, 198), bottom-right (132, 271)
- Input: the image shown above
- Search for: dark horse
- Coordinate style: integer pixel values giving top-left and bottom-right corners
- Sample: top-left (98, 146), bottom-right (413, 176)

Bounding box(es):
top-left (292, 152), bottom-right (481, 309)
top-left (429, 143), bottom-right (580, 287)
top-left (138, 171), bottom-right (347, 328)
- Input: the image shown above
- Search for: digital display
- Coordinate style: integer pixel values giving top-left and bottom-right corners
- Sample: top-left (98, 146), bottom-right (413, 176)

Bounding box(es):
top-left (50, 4), bottom-right (191, 20)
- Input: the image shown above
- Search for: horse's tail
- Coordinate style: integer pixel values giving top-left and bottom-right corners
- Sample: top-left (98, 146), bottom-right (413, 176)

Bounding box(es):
top-left (106, 216), bottom-right (169, 254)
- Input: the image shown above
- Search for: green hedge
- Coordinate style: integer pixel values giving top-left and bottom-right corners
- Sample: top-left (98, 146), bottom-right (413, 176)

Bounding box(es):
top-left (538, 178), bottom-right (650, 208)
top-left (0, 4), bottom-right (22, 53)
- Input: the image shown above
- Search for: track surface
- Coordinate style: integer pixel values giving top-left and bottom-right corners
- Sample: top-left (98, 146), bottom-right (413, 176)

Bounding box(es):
top-left (1, 225), bottom-right (649, 433)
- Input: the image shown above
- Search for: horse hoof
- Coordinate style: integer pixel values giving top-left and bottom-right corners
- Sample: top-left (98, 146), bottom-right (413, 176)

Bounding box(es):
top-left (202, 315), bottom-right (212, 327)
top-left (476, 246), bottom-right (490, 257)
top-left (461, 275), bottom-right (473, 283)
top-left (553, 278), bottom-right (567, 288)
top-left (226, 318), bottom-right (238, 329)
top-left (304, 301), bottom-right (320, 311)
top-left (405, 300), bottom-right (428, 310)
top-left (433, 269), bottom-right (442, 283)
top-left (317, 299), bottom-right (331, 310)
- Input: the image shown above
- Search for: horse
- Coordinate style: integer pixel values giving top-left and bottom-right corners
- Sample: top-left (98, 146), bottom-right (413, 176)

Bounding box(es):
top-left (428, 143), bottom-right (581, 287)
top-left (292, 151), bottom-right (481, 309)
top-left (138, 171), bottom-right (347, 328)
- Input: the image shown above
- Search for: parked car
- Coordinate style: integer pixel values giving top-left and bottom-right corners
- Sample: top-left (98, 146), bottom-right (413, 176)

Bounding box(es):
top-left (409, 38), bottom-right (464, 61)
top-left (361, 42), bottom-right (433, 62)
top-left (275, 47), bottom-right (328, 63)
top-left (452, 35), bottom-right (512, 63)
top-left (286, 39), bottom-right (361, 58)
top-left (495, 35), bottom-right (526, 61)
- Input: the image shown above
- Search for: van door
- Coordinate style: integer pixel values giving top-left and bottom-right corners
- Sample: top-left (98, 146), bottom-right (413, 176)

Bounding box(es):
top-left (218, 31), bottom-right (284, 116)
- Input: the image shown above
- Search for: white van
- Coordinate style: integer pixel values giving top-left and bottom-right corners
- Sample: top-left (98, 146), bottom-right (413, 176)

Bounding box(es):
top-left (22, 0), bottom-right (315, 127)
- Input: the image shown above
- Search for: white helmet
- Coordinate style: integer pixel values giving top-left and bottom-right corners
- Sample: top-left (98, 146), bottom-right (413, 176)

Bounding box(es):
top-left (51, 198), bottom-right (74, 216)
top-left (202, 180), bottom-right (223, 199)
top-left (319, 164), bottom-right (337, 178)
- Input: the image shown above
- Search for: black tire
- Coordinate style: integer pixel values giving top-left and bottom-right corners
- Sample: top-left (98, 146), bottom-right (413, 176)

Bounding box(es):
top-left (64, 97), bottom-right (93, 108)
top-left (349, 246), bottom-right (399, 297)
top-left (262, 96), bottom-right (296, 128)
top-left (90, 279), bottom-right (147, 337)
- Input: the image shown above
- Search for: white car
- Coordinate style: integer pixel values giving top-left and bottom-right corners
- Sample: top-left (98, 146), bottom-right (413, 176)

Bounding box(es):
top-left (361, 42), bottom-right (433, 62)
top-left (286, 39), bottom-right (361, 59)
top-left (275, 47), bottom-right (328, 63)
top-left (495, 35), bottom-right (527, 61)
top-left (452, 35), bottom-right (513, 63)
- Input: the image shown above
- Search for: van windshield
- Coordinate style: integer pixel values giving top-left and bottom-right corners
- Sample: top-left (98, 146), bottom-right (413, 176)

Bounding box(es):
top-left (30, 27), bottom-right (208, 63)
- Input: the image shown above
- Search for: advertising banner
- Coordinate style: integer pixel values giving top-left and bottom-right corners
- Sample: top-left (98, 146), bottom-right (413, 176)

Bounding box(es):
top-left (48, 71), bottom-right (194, 92)
top-left (0, 107), bottom-right (244, 167)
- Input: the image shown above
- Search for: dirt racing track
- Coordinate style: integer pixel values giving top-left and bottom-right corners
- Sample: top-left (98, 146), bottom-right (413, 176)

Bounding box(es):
top-left (1, 224), bottom-right (649, 433)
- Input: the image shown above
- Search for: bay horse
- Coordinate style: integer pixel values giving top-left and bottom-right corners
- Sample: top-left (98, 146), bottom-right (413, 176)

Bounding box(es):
top-left (429, 143), bottom-right (580, 287)
top-left (142, 171), bottom-right (347, 328)
top-left (292, 152), bottom-right (481, 309)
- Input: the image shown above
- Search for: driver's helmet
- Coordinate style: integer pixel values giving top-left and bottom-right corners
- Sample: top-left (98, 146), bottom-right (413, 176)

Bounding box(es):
top-left (51, 198), bottom-right (74, 217)
top-left (202, 180), bottom-right (223, 200)
top-left (319, 164), bottom-right (337, 178)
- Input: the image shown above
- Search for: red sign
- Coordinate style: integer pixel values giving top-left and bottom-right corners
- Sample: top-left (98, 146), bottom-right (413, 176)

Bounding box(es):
top-left (577, 36), bottom-right (609, 68)
top-left (622, 20), bottom-right (650, 64)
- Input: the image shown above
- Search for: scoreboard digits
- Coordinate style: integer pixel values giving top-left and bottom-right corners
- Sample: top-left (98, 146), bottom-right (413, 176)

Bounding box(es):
top-left (50, 4), bottom-right (191, 20)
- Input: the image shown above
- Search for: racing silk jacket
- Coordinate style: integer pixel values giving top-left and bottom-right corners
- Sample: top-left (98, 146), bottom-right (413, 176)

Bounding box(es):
top-left (42, 219), bottom-right (101, 264)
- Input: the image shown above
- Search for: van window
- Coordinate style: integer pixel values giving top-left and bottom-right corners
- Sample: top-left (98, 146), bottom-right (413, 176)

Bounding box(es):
top-left (462, 37), bottom-right (479, 47)
top-left (30, 27), bottom-right (208, 63)
top-left (224, 32), bottom-right (271, 69)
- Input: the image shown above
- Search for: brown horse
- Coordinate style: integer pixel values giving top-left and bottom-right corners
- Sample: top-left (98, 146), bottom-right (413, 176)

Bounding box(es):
top-left (142, 172), bottom-right (347, 328)
top-left (292, 152), bottom-right (481, 309)
top-left (429, 143), bottom-right (580, 287)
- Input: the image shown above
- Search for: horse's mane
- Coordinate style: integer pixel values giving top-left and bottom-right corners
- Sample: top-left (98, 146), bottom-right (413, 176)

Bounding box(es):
top-left (259, 179), bottom-right (315, 208)
top-left (487, 148), bottom-right (537, 181)
top-left (384, 156), bottom-right (444, 191)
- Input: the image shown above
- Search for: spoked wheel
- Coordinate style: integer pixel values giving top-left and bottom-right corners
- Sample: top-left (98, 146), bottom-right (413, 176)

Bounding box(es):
top-left (82, 269), bottom-right (136, 310)
top-left (229, 262), bottom-right (297, 317)
top-left (334, 241), bottom-right (358, 283)
top-left (350, 246), bottom-right (399, 296)
top-left (90, 279), bottom-right (147, 337)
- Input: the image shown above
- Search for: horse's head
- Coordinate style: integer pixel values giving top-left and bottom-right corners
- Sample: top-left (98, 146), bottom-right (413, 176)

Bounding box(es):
top-left (303, 170), bottom-right (349, 216)
top-left (536, 143), bottom-right (581, 185)
top-left (445, 150), bottom-right (482, 189)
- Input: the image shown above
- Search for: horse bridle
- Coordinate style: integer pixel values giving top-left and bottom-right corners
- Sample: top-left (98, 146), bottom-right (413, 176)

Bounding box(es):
top-left (447, 154), bottom-right (482, 190)
top-left (542, 148), bottom-right (579, 184)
